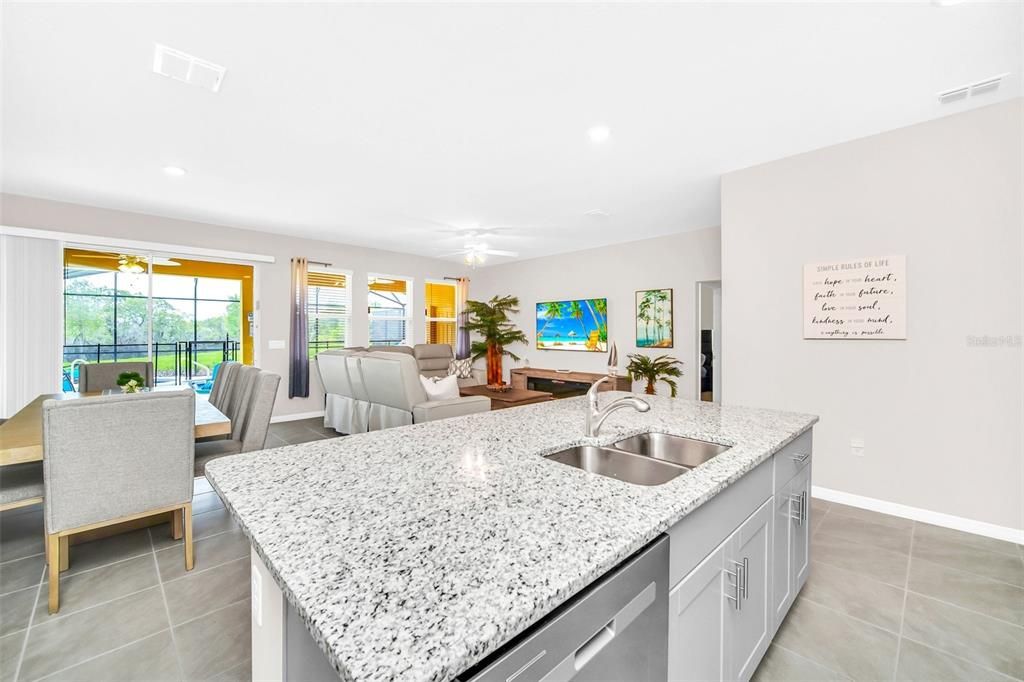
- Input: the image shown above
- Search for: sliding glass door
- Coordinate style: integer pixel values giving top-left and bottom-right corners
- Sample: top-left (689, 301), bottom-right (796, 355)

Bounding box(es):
top-left (62, 248), bottom-right (253, 391)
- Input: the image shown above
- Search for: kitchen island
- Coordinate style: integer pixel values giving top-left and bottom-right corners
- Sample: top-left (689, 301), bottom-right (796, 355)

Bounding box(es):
top-left (205, 393), bottom-right (817, 682)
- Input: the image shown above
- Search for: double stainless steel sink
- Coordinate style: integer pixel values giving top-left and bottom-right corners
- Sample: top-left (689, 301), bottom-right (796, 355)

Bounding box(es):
top-left (544, 433), bottom-right (731, 486)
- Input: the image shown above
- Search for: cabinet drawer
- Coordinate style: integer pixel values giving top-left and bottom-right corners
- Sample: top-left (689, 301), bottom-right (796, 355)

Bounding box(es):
top-left (668, 459), bottom-right (772, 587)
top-left (772, 430), bottom-right (812, 493)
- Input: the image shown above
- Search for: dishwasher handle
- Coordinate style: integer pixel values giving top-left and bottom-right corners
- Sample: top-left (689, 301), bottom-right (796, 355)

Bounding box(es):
top-left (540, 581), bottom-right (657, 682)
top-left (573, 622), bottom-right (614, 670)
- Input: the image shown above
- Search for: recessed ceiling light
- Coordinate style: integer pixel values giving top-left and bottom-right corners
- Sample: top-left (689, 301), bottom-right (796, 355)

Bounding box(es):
top-left (162, 166), bottom-right (187, 177)
top-left (588, 125), bottom-right (611, 144)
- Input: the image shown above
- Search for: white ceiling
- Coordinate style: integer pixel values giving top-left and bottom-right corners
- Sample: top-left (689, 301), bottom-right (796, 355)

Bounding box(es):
top-left (2, 1), bottom-right (1021, 264)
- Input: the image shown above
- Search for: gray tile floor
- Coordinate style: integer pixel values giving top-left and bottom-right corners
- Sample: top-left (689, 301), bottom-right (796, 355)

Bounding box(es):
top-left (2, 424), bottom-right (1021, 681)
top-left (0, 418), bottom-right (338, 682)
top-left (753, 499), bottom-right (1024, 682)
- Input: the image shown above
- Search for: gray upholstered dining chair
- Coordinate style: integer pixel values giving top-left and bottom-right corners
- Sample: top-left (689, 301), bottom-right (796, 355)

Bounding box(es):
top-left (42, 390), bottom-right (195, 613)
top-left (78, 361), bottom-right (154, 393)
top-left (208, 361), bottom-right (240, 410)
top-left (222, 365), bottom-right (261, 439)
top-left (194, 370), bottom-right (281, 475)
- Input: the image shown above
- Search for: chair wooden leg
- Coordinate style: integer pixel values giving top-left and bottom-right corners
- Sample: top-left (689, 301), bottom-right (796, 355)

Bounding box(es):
top-left (47, 534), bottom-right (60, 614)
top-left (171, 509), bottom-right (183, 540)
top-left (59, 536), bottom-right (70, 572)
top-left (183, 503), bottom-right (194, 571)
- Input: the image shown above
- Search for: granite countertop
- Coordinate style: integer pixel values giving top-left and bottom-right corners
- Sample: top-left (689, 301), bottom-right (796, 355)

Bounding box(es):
top-left (205, 393), bottom-right (817, 682)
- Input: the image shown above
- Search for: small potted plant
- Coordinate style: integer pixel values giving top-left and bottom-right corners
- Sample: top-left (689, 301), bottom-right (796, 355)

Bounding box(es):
top-left (626, 353), bottom-right (683, 397)
top-left (116, 371), bottom-right (147, 393)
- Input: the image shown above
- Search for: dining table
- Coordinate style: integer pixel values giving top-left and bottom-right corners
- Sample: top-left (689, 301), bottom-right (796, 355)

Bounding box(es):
top-left (0, 386), bottom-right (231, 467)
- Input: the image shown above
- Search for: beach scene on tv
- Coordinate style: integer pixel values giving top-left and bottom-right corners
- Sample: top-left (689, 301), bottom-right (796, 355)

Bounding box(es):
top-left (536, 299), bottom-right (608, 352)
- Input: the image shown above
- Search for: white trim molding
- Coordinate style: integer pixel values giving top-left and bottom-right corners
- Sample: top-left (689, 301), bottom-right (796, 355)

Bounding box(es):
top-left (813, 486), bottom-right (1024, 545)
top-left (0, 225), bottom-right (275, 264)
top-left (270, 410), bottom-right (325, 424)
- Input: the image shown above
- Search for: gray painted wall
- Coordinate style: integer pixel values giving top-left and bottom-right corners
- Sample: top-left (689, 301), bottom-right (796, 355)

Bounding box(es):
top-left (721, 99), bottom-right (1023, 530)
top-left (471, 227), bottom-right (722, 397)
top-left (0, 193), bottom-right (468, 418)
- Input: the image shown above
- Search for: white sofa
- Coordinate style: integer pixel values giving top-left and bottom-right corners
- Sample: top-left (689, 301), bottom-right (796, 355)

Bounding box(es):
top-left (317, 348), bottom-right (490, 434)
top-left (317, 350), bottom-right (371, 435)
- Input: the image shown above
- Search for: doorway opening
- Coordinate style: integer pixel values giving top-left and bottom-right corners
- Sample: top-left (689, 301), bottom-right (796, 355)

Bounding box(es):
top-left (696, 281), bottom-right (722, 403)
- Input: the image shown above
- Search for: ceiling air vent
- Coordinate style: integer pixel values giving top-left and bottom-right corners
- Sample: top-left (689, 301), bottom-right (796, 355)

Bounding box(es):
top-left (152, 44), bottom-right (226, 93)
top-left (937, 73), bottom-right (1008, 104)
top-left (937, 86), bottom-right (970, 104)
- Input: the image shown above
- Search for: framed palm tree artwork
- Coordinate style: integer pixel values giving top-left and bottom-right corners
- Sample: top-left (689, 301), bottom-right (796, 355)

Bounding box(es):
top-left (636, 289), bottom-right (673, 348)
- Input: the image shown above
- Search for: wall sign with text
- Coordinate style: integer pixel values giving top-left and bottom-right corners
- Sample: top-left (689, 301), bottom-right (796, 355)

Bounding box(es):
top-left (803, 255), bottom-right (906, 339)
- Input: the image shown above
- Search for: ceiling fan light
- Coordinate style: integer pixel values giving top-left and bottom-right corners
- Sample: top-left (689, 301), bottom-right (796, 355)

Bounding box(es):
top-left (117, 255), bottom-right (147, 274)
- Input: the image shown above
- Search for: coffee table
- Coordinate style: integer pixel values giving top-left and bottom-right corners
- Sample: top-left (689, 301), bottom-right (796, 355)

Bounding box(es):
top-left (459, 385), bottom-right (554, 410)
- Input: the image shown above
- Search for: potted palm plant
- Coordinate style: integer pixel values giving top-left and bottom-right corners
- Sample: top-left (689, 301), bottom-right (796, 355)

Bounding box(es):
top-left (626, 353), bottom-right (683, 397)
top-left (465, 295), bottom-right (528, 387)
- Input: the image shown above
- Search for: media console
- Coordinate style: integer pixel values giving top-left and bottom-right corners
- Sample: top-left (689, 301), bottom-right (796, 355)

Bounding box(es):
top-left (509, 367), bottom-right (632, 398)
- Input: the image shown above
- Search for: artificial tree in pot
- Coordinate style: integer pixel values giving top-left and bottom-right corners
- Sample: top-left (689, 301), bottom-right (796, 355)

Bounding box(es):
top-left (465, 295), bottom-right (528, 386)
top-left (626, 353), bottom-right (684, 397)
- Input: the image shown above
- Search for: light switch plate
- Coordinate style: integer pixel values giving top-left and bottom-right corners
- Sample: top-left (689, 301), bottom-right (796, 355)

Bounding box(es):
top-left (268, 340), bottom-right (286, 350)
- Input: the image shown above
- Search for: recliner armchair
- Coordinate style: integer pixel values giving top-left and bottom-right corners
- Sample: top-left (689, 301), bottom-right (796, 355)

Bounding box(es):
top-left (413, 344), bottom-right (484, 388)
top-left (317, 350), bottom-right (371, 435)
top-left (358, 351), bottom-right (490, 429)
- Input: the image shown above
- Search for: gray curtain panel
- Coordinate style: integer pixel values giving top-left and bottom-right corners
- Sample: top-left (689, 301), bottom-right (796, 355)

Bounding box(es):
top-left (455, 277), bottom-right (471, 360)
top-left (289, 257), bottom-right (309, 398)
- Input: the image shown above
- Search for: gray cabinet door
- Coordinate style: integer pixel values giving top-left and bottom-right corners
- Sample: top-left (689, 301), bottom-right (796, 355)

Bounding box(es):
top-left (770, 484), bottom-right (793, 635)
top-left (791, 464), bottom-right (812, 592)
top-left (668, 539), bottom-right (728, 681)
top-left (726, 499), bottom-right (773, 682)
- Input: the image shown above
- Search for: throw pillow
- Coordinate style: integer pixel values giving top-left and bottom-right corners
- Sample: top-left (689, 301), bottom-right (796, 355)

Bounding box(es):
top-left (420, 374), bottom-right (460, 401)
top-left (448, 358), bottom-right (473, 379)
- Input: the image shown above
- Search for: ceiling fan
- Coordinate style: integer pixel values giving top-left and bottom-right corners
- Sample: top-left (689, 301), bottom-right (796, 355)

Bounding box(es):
top-left (74, 253), bottom-right (181, 273)
top-left (437, 243), bottom-right (519, 268)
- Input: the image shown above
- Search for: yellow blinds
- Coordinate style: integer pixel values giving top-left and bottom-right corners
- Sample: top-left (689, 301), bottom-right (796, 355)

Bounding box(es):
top-left (424, 282), bottom-right (456, 319)
top-left (307, 271), bottom-right (350, 355)
top-left (368, 277), bottom-right (406, 293)
top-left (425, 281), bottom-right (456, 345)
top-left (307, 271), bottom-right (348, 289)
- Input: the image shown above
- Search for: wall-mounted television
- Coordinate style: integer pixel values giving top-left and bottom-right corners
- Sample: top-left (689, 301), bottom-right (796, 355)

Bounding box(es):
top-left (536, 299), bottom-right (608, 352)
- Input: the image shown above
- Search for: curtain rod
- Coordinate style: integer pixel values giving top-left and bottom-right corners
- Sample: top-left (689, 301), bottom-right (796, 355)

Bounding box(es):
top-left (302, 260), bottom-right (464, 279)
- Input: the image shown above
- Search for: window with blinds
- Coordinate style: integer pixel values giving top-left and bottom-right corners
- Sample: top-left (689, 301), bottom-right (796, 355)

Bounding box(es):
top-left (307, 270), bottom-right (350, 357)
top-left (425, 281), bottom-right (456, 346)
top-left (368, 275), bottom-right (411, 346)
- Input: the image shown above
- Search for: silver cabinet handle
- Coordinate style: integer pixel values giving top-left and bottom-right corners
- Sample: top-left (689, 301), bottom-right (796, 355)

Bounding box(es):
top-left (790, 452), bottom-right (810, 463)
top-left (724, 564), bottom-right (743, 611)
top-left (801, 490), bottom-right (808, 524)
top-left (741, 557), bottom-right (749, 599)
top-left (789, 494), bottom-right (803, 526)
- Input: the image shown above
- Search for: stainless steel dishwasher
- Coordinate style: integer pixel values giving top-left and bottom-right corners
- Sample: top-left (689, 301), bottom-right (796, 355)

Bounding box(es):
top-left (459, 535), bottom-right (669, 682)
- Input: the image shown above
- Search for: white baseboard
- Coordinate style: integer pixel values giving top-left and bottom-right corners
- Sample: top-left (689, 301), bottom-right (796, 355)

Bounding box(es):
top-left (812, 486), bottom-right (1024, 545)
top-left (270, 410), bottom-right (324, 424)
